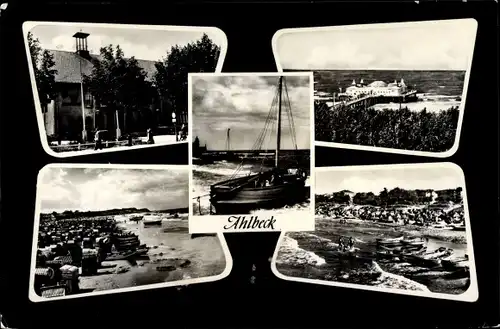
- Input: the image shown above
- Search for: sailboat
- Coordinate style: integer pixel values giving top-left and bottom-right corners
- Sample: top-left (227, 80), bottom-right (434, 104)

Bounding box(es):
top-left (208, 76), bottom-right (308, 215)
top-left (143, 214), bottom-right (163, 227)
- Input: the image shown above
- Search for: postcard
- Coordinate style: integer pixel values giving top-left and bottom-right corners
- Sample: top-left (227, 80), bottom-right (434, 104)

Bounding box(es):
top-left (272, 19), bottom-right (478, 157)
top-left (188, 72), bottom-right (315, 233)
top-left (23, 21), bottom-right (227, 158)
top-left (271, 162), bottom-right (478, 302)
top-left (30, 163), bottom-right (232, 302)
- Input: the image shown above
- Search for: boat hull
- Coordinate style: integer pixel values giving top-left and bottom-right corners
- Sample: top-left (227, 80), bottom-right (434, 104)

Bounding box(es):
top-left (144, 220), bottom-right (162, 227)
top-left (190, 233), bottom-right (217, 239)
top-left (210, 178), bottom-right (307, 215)
top-left (442, 258), bottom-right (469, 271)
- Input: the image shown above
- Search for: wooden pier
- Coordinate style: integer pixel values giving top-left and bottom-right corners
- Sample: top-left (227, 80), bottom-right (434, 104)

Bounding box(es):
top-left (316, 90), bottom-right (418, 110)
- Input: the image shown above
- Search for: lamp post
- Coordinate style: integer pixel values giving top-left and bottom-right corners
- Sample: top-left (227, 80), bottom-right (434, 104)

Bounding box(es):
top-left (172, 111), bottom-right (177, 141)
top-left (73, 31), bottom-right (90, 143)
top-left (79, 57), bottom-right (87, 142)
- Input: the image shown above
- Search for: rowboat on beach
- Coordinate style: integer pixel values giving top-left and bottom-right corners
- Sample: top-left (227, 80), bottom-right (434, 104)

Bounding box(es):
top-left (401, 247), bottom-right (453, 268)
top-left (376, 249), bottom-right (403, 259)
top-left (376, 236), bottom-right (404, 244)
top-left (129, 215), bottom-right (144, 223)
top-left (376, 237), bottom-right (404, 249)
top-left (441, 255), bottom-right (469, 271)
top-left (451, 224), bottom-right (466, 231)
top-left (143, 215), bottom-right (162, 227)
top-left (401, 237), bottom-right (427, 249)
top-left (401, 237), bottom-right (426, 245)
top-left (430, 223), bottom-right (453, 230)
top-left (191, 233), bottom-right (217, 239)
top-left (378, 245), bottom-right (402, 252)
top-left (400, 245), bottom-right (427, 256)
top-left (208, 76), bottom-right (308, 215)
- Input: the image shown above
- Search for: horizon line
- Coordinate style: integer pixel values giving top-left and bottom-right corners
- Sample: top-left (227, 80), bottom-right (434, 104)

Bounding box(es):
top-left (317, 187), bottom-right (462, 194)
top-left (40, 207), bottom-right (189, 214)
top-left (286, 68), bottom-right (467, 72)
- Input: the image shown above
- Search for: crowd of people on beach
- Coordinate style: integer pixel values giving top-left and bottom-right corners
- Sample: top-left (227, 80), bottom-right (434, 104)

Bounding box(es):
top-left (316, 203), bottom-right (465, 227)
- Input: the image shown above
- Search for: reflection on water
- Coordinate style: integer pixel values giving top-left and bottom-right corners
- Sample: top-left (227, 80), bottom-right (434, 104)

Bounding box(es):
top-left (110, 220), bottom-right (227, 286)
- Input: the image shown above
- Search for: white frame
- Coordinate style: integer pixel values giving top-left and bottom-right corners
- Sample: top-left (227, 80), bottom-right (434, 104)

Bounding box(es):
top-left (188, 72), bottom-right (316, 233)
top-left (271, 162), bottom-right (478, 302)
top-left (272, 18), bottom-right (478, 158)
top-left (23, 21), bottom-right (229, 158)
top-left (29, 163), bottom-right (233, 302)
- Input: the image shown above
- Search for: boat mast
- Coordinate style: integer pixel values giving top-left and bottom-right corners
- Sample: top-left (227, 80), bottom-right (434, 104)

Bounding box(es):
top-left (275, 76), bottom-right (283, 168)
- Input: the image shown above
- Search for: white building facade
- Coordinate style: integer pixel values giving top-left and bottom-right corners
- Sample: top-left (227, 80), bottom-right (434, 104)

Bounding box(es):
top-left (344, 79), bottom-right (408, 98)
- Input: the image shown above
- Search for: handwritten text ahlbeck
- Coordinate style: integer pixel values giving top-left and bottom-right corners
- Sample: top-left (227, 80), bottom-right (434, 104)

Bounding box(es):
top-left (224, 216), bottom-right (276, 230)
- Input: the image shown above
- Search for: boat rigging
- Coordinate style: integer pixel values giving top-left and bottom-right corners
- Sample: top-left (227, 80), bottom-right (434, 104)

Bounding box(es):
top-left (206, 76), bottom-right (308, 215)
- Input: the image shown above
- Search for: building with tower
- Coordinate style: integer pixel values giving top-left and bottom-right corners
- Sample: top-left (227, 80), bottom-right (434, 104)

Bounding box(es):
top-left (40, 31), bottom-right (184, 143)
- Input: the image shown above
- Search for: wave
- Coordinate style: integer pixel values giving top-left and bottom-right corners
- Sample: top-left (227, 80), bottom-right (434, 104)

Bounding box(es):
top-left (193, 163), bottom-right (254, 178)
top-left (276, 235), bottom-right (326, 266)
top-left (249, 202), bottom-right (311, 216)
top-left (192, 162), bottom-right (311, 216)
top-left (370, 261), bottom-right (430, 292)
top-left (277, 234), bottom-right (430, 291)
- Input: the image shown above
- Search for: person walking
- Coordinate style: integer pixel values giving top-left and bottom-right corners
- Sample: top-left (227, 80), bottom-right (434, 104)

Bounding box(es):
top-left (94, 129), bottom-right (103, 150)
top-left (147, 128), bottom-right (155, 144)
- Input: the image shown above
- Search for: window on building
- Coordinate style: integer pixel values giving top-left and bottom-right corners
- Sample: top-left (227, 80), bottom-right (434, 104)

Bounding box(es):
top-left (67, 88), bottom-right (79, 105)
top-left (84, 91), bottom-right (93, 108)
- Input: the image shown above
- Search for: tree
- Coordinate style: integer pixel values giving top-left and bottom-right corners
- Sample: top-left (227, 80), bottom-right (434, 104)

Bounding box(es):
top-left (316, 100), bottom-right (459, 152)
top-left (387, 187), bottom-right (418, 205)
top-left (153, 33), bottom-right (221, 122)
top-left (332, 191), bottom-right (350, 204)
top-left (352, 192), bottom-right (377, 206)
top-left (27, 32), bottom-right (58, 110)
top-left (83, 45), bottom-right (154, 134)
top-left (379, 188), bottom-right (389, 206)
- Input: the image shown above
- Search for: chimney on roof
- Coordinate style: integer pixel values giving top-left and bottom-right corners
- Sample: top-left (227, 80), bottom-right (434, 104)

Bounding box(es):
top-left (73, 31), bottom-right (91, 60)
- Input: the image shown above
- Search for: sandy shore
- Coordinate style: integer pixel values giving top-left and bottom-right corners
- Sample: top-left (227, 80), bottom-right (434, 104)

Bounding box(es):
top-left (78, 221), bottom-right (227, 292)
top-left (275, 218), bottom-right (470, 294)
top-left (275, 235), bottom-right (429, 292)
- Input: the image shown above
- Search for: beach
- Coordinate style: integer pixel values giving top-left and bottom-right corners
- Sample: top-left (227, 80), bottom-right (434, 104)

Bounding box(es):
top-left (78, 218), bottom-right (226, 292)
top-left (275, 218), bottom-right (470, 295)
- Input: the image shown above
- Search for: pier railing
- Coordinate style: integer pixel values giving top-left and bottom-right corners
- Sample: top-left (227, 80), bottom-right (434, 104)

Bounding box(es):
top-left (316, 89), bottom-right (418, 110)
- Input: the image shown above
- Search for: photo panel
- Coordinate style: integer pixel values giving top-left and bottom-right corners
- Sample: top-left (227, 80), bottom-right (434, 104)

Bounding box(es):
top-left (188, 72), bottom-right (315, 233)
top-left (29, 163), bottom-right (232, 302)
top-left (271, 162), bottom-right (478, 302)
top-left (272, 19), bottom-right (478, 158)
top-left (23, 21), bottom-right (228, 158)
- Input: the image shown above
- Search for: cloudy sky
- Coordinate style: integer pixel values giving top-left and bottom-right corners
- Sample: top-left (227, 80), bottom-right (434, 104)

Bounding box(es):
top-left (192, 75), bottom-right (311, 150)
top-left (276, 19), bottom-right (477, 70)
top-left (38, 167), bottom-right (189, 213)
top-left (28, 23), bottom-right (225, 61)
top-left (315, 165), bottom-right (464, 195)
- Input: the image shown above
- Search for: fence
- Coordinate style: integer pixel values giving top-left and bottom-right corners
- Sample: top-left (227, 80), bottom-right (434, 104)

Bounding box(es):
top-left (49, 139), bottom-right (147, 153)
